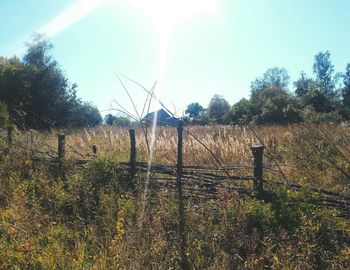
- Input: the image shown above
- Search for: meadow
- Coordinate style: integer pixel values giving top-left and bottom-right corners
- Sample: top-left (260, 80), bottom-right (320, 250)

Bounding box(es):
top-left (0, 124), bottom-right (349, 269)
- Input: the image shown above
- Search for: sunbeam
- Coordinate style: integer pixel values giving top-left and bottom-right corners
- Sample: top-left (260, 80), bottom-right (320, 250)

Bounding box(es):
top-left (38, 0), bottom-right (108, 38)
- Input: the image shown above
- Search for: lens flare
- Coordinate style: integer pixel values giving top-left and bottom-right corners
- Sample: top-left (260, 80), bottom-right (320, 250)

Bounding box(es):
top-left (39, 0), bottom-right (108, 38)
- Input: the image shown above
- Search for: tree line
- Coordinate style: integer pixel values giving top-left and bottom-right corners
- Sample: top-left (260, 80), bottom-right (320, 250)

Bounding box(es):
top-left (0, 35), bottom-right (102, 130)
top-left (185, 51), bottom-right (350, 125)
top-left (1, 35), bottom-right (350, 130)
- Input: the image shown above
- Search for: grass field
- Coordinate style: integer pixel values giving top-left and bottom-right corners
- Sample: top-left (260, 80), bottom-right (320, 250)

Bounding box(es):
top-left (0, 124), bottom-right (350, 269)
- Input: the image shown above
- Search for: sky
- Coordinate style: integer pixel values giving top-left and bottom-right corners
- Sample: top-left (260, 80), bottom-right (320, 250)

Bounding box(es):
top-left (1, 0), bottom-right (350, 117)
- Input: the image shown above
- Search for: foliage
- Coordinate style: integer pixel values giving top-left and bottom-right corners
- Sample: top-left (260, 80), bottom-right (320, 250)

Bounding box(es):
top-left (185, 102), bottom-right (204, 118)
top-left (207, 95), bottom-right (230, 124)
top-left (113, 116), bottom-right (131, 127)
top-left (104, 114), bottom-right (117, 125)
top-left (182, 51), bottom-right (350, 125)
top-left (185, 51), bottom-right (349, 126)
top-left (73, 102), bottom-right (102, 127)
top-left (341, 63), bottom-right (350, 106)
top-left (0, 35), bottom-right (102, 129)
top-left (282, 124), bottom-right (350, 187)
top-left (104, 114), bottom-right (131, 127)
top-left (225, 98), bottom-right (254, 124)
top-left (294, 71), bottom-right (316, 97)
top-left (0, 150), bottom-right (349, 269)
top-left (299, 88), bottom-right (336, 113)
top-left (257, 85), bottom-right (287, 101)
top-left (313, 50), bottom-right (338, 96)
top-left (0, 125), bottom-right (350, 269)
top-left (303, 108), bottom-right (343, 124)
top-left (259, 95), bottom-right (303, 124)
top-left (250, 67), bottom-right (290, 100)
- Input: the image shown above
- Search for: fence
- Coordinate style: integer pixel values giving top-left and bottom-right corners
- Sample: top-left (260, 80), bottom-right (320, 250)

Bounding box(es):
top-left (1, 124), bottom-right (350, 213)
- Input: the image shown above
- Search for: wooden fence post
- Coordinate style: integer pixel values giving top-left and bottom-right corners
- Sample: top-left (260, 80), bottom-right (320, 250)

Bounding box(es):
top-left (58, 134), bottom-right (66, 178)
top-left (176, 120), bottom-right (189, 269)
top-left (92, 144), bottom-right (98, 156)
top-left (129, 129), bottom-right (136, 191)
top-left (251, 145), bottom-right (264, 195)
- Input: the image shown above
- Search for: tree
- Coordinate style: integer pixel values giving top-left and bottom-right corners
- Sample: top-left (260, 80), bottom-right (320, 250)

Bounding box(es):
top-left (207, 95), bottom-right (230, 124)
top-left (300, 89), bottom-right (334, 113)
top-left (104, 114), bottom-right (117, 125)
top-left (313, 51), bottom-right (337, 96)
top-left (74, 102), bottom-right (102, 127)
top-left (294, 71), bottom-right (315, 97)
top-left (260, 95), bottom-right (303, 124)
top-left (185, 102), bottom-right (204, 118)
top-left (0, 56), bottom-right (30, 127)
top-left (225, 98), bottom-right (254, 124)
top-left (114, 116), bottom-right (131, 127)
top-left (258, 86), bottom-right (287, 101)
top-left (21, 36), bottom-right (76, 128)
top-left (251, 67), bottom-right (290, 99)
top-left (0, 35), bottom-right (102, 129)
top-left (342, 63), bottom-right (350, 106)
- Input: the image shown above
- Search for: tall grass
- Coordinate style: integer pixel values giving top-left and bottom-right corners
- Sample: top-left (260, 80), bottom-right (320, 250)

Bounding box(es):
top-left (1, 124), bottom-right (350, 269)
top-left (14, 124), bottom-right (350, 190)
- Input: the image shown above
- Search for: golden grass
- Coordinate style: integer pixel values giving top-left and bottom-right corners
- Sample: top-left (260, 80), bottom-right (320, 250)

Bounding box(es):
top-left (19, 125), bottom-right (289, 164)
top-left (8, 123), bottom-right (349, 193)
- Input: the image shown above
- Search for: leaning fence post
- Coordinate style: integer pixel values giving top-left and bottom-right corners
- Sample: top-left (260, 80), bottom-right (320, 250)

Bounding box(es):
top-left (129, 129), bottom-right (136, 191)
top-left (58, 134), bottom-right (66, 178)
top-left (176, 120), bottom-right (189, 269)
top-left (251, 145), bottom-right (264, 195)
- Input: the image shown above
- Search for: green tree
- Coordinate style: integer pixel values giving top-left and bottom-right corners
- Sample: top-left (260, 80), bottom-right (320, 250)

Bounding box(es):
top-left (251, 67), bottom-right (289, 100)
top-left (104, 114), bottom-right (117, 125)
top-left (294, 71), bottom-right (315, 97)
top-left (258, 86), bottom-right (287, 101)
top-left (260, 95), bottom-right (303, 124)
top-left (22, 36), bottom-right (77, 128)
top-left (74, 102), bottom-right (102, 127)
top-left (185, 102), bottom-right (204, 118)
top-left (341, 63), bottom-right (350, 107)
top-left (114, 116), bottom-right (131, 127)
top-left (225, 98), bottom-right (254, 124)
top-left (207, 95), bottom-right (230, 124)
top-left (0, 35), bottom-right (102, 129)
top-left (300, 89), bottom-right (334, 113)
top-left (0, 56), bottom-right (30, 127)
top-left (313, 51), bottom-right (338, 96)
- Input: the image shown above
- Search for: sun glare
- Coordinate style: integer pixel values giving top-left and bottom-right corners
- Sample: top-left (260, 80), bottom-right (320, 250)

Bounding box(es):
top-left (36, 0), bottom-right (220, 101)
top-left (39, 0), bottom-right (108, 38)
top-left (128, 0), bottom-right (220, 38)
top-left (127, 0), bottom-right (220, 80)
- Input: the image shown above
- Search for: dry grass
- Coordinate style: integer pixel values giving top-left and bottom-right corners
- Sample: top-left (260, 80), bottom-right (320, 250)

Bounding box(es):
top-left (1, 124), bottom-right (350, 269)
top-left (20, 125), bottom-right (288, 164)
top-left (14, 124), bottom-right (350, 188)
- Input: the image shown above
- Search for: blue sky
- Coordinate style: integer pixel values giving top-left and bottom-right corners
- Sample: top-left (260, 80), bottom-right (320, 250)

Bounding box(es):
top-left (1, 0), bottom-right (350, 117)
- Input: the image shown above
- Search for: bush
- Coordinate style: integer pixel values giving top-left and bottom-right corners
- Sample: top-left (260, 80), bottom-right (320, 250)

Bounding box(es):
top-left (303, 107), bottom-right (344, 123)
